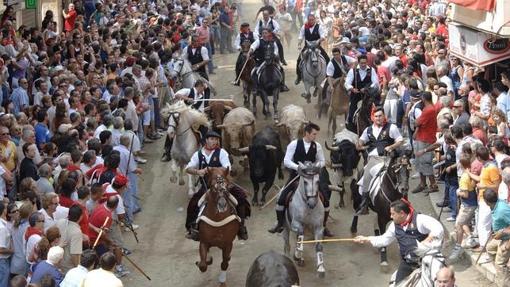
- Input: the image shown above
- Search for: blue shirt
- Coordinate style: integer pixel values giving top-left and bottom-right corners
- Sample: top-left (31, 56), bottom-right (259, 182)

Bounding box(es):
top-left (219, 10), bottom-right (230, 25)
top-left (10, 87), bottom-right (29, 115)
top-left (30, 260), bottom-right (64, 285)
top-left (34, 122), bottom-right (51, 148)
top-left (496, 92), bottom-right (510, 121)
top-left (492, 200), bottom-right (510, 241)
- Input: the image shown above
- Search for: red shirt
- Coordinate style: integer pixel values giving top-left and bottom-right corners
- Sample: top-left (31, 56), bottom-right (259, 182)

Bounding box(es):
top-left (88, 203), bottom-right (113, 243)
top-left (59, 195), bottom-right (76, 208)
top-left (64, 9), bottom-right (77, 32)
top-left (77, 202), bottom-right (90, 237)
top-left (473, 128), bottom-right (488, 146)
top-left (67, 164), bottom-right (81, 172)
top-left (416, 105), bottom-right (437, 144)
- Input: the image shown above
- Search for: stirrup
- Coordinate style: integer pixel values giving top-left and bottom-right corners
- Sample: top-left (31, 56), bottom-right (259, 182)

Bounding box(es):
top-left (268, 223), bottom-right (284, 234)
top-left (238, 225), bottom-right (248, 240)
top-left (186, 227), bottom-right (200, 241)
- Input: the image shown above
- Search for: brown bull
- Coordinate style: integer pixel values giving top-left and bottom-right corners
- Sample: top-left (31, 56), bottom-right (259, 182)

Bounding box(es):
top-left (204, 100), bottom-right (237, 130)
top-left (217, 107), bottom-right (255, 161)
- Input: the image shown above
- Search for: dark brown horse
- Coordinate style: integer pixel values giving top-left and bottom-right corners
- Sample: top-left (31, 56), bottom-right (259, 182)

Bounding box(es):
top-left (239, 40), bottom-right (256, 109)
top-left (318, 76), bottom-right (350, 134)
top-left (350, 150), bottom-right (411, 269)
top-left (196, 167), bottom-right (240, 285)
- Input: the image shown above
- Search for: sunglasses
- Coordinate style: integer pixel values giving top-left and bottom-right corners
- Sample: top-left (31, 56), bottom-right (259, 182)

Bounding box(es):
top-left (0, 133), bottom-right (9, 136)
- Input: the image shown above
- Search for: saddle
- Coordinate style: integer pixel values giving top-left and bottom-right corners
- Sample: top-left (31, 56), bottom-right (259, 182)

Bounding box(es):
top-left (357, 161), bottom-right (387, 204)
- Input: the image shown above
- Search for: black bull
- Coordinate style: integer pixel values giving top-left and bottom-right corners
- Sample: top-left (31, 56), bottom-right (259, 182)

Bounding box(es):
top-left (239, 126), bottom-right (284, 206)
top-left (326, 139), bottom-right (361, 208)
top-left (245, 250), bottom-right (300, 287)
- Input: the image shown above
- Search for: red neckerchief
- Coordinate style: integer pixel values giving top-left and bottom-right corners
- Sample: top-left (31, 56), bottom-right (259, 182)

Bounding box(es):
top-left (203, 144), bottom-right (219, 153)
top-left (399, 198), bottom-right (415, 227)
top-left (25, 226), bottom-right (43, 241)
top-left (304, 21), bottom-right (315, 30)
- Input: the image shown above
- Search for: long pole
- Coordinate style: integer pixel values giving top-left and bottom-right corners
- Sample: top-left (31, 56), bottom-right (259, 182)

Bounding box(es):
top-left (234, 56), bottom-right (251, 84)
top-left (475, 232), bottom-right (494, 264)
top-left (93, 217), bottom-right (110, 249)
top-left (299, 238), bottom-right (356, 244)
top-left (122, 253), bottom-right (152, 281)
top-left (259, 175), bottom-right (299, 210)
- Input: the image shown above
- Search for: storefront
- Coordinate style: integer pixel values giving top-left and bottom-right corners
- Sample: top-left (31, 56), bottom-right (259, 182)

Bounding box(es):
top-left (1, 0), bottom-right (60, 31)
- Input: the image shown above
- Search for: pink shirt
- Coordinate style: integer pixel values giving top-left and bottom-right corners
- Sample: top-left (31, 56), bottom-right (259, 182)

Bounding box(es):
top-left (196, 26), bottom-right (210, 45)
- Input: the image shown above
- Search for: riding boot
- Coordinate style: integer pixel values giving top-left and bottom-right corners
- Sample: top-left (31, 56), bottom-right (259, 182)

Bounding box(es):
top-left (268, 209), bottom-right (285, 233)
top-left (280, 69), bottom-right (289, 92)
top-left (323, 211), bottom-right (334, 237)
top-left (161, 137), bottom-right (173, 162)
top-left (356, 192), bottom-right (370, 215)
top-left (185, 223), bottom-right (200, 241)
top-left (294, 58), bottom-right (302, 85)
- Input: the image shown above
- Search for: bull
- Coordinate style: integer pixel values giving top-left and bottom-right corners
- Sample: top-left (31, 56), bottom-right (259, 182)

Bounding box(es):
top-left (324, 129), bottom-right (362, 208)
top-left (275, 104), bottom-right (307, 148)
top-left (238, 126), bottom-right (284, 206)
top-left (203, 99), bottom-right (236, 131)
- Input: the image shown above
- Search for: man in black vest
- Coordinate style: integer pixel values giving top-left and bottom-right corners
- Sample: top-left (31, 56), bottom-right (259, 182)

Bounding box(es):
top-left (268, 122), bottom-right (326, 233)
top-left (295, 14), bottom-right (330, 85)
top-left (354, 199), bottom-right (444, 285)
top-left (232, 23), bottom-right (256, 86)
top-left (184, 130), bottom-right (249, 241)
top-left (248, 28), bottom-right (289, 92)
top-left (174, 79), bottom-right (211, 142)
top-left (183, 36), bottom-right (210, 80)
top-left (254, 10), bottom-right (287, 66)
top-left (356, 108), bottom-right (403, 214)
top-left (344, 54), bottom-right (380, 131)
top-left (326, 47), bottom-right (355, 89)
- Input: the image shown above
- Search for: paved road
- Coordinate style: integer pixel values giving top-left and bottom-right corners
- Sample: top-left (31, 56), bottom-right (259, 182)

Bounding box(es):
top-left (121, 1), bottom-right (493, 285)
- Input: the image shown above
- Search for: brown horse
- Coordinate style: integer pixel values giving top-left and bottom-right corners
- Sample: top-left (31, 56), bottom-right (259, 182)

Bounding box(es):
top-left (239, 40), bottom-right (255, 109)
top-left (324, 77), bottom-right (349, 134)
top-left (196, 167), bottom-right (240, 285)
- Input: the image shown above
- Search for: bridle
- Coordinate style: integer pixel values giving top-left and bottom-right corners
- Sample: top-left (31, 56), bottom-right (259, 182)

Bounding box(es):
top-left (173, 58), bottom-right (193, 78)
top-left (168, 111), bottom-right (192, 137)
top-left (422, 250), bottom-right (447, 286)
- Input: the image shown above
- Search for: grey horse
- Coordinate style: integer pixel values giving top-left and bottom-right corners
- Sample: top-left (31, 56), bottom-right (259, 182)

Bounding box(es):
top-left (282, 161), bottom-right (325, 278)
top-left (299, 40), bottom-right (326, 104)
top-left (170, 56), bottom-right (216, 96)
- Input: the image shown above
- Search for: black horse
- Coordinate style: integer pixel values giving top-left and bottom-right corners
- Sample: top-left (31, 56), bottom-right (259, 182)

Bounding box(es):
top-left (350, 150), bottom-right (411, 268)
top-left (245, 250), bottom-right (300, 287)
top-left (350, 87), bottom-right (379, 136)
top-left (254, 43), bottom-right (282, 121)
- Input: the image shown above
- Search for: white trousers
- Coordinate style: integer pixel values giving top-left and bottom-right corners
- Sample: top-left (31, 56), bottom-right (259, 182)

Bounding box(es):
top-left (477, 200), bottom-right (492, 247)
top-left (384, 98), bottom-right (399, 125)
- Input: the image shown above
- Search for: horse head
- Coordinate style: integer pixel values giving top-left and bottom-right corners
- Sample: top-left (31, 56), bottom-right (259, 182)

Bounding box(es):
top-left (167, 111), bottom-right (181, 139)
top-left (297, 162), bottom-right (321, 209)
top-left (241, 39), bottom-right (252, 53)
top-left (207, 167), bottom-right (230, 213)
top-left (414, 242), bottom-right (446, 286)
top-left (264, 43), bottom-right (276, 65)
top-left (391, 147), bottom-right (413, 196)
top-left (305, 40), bottom-right (320, 68)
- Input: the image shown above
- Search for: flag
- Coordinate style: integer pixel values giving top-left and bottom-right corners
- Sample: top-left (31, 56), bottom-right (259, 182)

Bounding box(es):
top-left (449, 0), bottom-right (496, 11)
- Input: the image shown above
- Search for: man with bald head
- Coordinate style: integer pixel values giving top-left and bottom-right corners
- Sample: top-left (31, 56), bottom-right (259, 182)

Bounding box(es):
top-left (434, 267), bottom-right (456, 287)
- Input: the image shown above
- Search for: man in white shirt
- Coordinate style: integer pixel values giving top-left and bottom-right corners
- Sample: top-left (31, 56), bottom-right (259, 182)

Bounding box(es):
top-left (344, 54), bottom-right (380, 130)
top-left (40, 192), bottom-right (69, 232)
top-left (356, 108), bottom-right (403, 213)
top-left (268, 122), bottom-right (325, 233)
top-left (182, 36), bottom-right (210, 80)
top-left (355, 199), bottom-right (444, 285)
top-left (295, 14), bottom-right (329, 85)
top-left (56, 205), bottom-right (83, 273)
top-left (253, 10), bottom-right (287, 65)
top-left (60, 249), bottom-right (97, 287)
top-left (0, 202), bottom-right (13, 287)
top-left (82, 252), bottom-right (123, 287)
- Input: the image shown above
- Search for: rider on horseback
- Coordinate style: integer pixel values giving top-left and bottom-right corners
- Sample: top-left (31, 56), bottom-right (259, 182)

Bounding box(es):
top-left (354, 199), bottom-right (444, 285)
top-left (254, 10), bottom-right (287, 66)
top-left (344, 54), bottom-right (379, 131)
top-left (182, 35), bottom-right (210, 80)
top-left (268, 122), bottom-right (326, 234)
top-left (184, 130), bottom-right (249, 241)
top-left (325, 47), bottom-right (355, 89)
top-left (174, 79), bottom-right (211, 142)
top-left (295, 14), bottom-right (330, 85)
top-left (356, 108), bottom-right (403, 214)
top-left (248, 28), bottom-right (289, 92)
top-left (232, 23), bottom-right (256, 86)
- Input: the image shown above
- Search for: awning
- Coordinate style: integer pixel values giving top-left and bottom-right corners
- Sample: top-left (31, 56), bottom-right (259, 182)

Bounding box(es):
top-left (448, 23), bottom-right (510, 67)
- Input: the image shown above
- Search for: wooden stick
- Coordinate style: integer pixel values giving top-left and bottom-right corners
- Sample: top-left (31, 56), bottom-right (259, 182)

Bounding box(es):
top-left (192, 98), bottom-right (235, 102)
top-left (93, 217), bottom-right (110, 249)
top-left (259, 176), bottom-right (299, 210)
top-left (299, 238), bottom-right (356, 244)
top-left (122, 253), bottom-right (152, 281)
top-left (234, 56), bottom-right (251, 84)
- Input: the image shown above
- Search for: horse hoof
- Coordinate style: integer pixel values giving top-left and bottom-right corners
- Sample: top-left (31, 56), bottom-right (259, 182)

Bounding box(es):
top-left (297, 259), bottom-right (305, 267)
top-left (169, 176), bottom-right (177, 183)
top-left (339, 202), bottom-right (345, 208)
top-left (252, 200), bottom-right (259, 206)
top-left (318, 271), bottom-right (325, 278)
top-left (380, 262), bottom-right (389, 273)
top-left (178, 179), bottom-right (185, 186)
top-left (207, 257), bottom-right (213, 265)
top-left (260, 200), bottom-right (266, 206)
top-left (196, 262), bottom-right (207, 273)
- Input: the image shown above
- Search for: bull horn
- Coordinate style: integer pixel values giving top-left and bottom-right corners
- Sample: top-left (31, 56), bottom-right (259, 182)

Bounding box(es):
top-left (328, 185), bottom-right (343, 192)
top-left (216, 124), bottom-right (225, 129)
top-left (224, 105), bottom-right (233, 111)
top-left (237, 147), bottom-right (250, 153)
top-left (275, 122), bottom-right (283, 127)
top-left (203, 106), bottom-right (211, 112)
top-left (265, 145), bottom-right (277, 150)
top-left (331, 163), bottom-right (342, 168)
top-left (324, 141), bottom-right (340, 151)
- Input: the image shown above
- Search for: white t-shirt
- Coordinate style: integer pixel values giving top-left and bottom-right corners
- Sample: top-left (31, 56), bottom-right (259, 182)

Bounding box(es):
top-left (0, 165), bottom-right (6, 198)
top-left (360, 124), bottom-right (403, 157)
top-left (104, 185), bottom-right (125, 220)
top-left (25, 234), bottom-right (42, 264)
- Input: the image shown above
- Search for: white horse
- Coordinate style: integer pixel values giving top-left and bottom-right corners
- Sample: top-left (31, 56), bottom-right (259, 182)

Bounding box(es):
top-left (170, 55), bottom-right (216, 95)
top-left (300, 40), bottom-right (326, 104)
top-left (283, 162), bottom-right (325, 278)
top-left (391, 244), bottom-right (447, 287)
top-left (166, 101), bottom-right (210, 196)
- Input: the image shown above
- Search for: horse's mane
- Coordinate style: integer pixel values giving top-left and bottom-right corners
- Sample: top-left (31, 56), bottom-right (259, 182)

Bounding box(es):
top-left (168, 100), bottom-right (210, 128)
